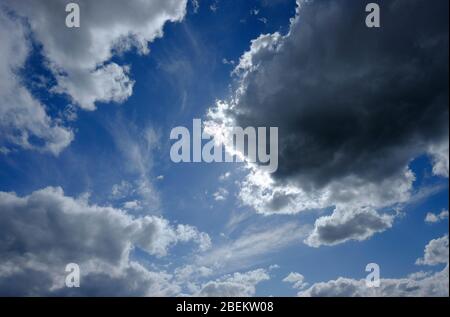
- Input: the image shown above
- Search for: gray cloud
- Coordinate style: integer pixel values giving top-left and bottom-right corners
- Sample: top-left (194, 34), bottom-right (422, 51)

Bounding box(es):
top-left (305, 206), bottom-right (394, 247)
top-left (0, 187), bottom-right (210, 296)
top-left (416, 235), bottom-right (449, 266)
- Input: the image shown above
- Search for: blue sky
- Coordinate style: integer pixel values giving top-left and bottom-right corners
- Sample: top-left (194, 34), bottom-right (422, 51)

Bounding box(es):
top-left (0, 0), bottom-right (448, 296)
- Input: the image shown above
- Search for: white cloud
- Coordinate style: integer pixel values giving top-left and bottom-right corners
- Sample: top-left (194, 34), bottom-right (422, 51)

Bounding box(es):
top-left (111, 180), bottom-right (133, 199)
top-left (213, 187), bottom-right (229, 201)
top-left (225, 210), bottom-right (253, 233)
top-left (197, 269), bottom-right (269, 297)
top-left (305, 206), bottom-right (395, 247)
top-left (0, 187), bottom-right (210, 295)
top-left (176, 224), bottom-right (212, 252)
top-left (237, 167), bottom-right (414, 216)
top-left (416, 235), bottom-right (449, 266)
top-left (283, 272), bottom-right (307, 289)
top-left (197, 222), bottom-right (308, 272)
top-left (209, 2), bottom-right (218, 13)
top-left (222, 58), bottom-right (235, 66)
top-left (6, 0), bottom-right (187, 110)
top-left (174, 265), bottom-right (213, 283)
top-left (111, 178), bottom-right (159, 213)
top-left (52, 63), bottom-right (134, 110)
top-left (191, 0), bottom-right (200, 14)
top-left (300, 235), bottom-right (449, 297)
top-left (219, 172), bottom-right (231, 181)
top-left (258, 17), bottom-right (268, 24)
top-left (123, 200), bottom-right (141, 210)
top-left (238, 167), bottom-right (409, 247)
top-left (425, 210), bottom-right (449, 224)
top-left (428, 138), bottom-right (449, 178)
top-left (1, 0), bottom-right (188, 154)
top-left (205, 0), bottom-right (447, 248)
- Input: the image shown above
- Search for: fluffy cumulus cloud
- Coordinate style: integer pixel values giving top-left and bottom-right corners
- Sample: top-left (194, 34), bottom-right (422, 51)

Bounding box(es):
top-left (428, 139), bottom-right (449, 178)
top-left (0, 0), bottom-right (187, 154)
top-left (299, 235), bottom-right (449, 297)
top-left (197, 269), bottom-right (270, 297)
top-left (213, 187), bottom-right (229, 201)
top-left (0, 10), bottom-right (73, 155)
top-left (305, 206), bottom-right (395, 247)
top-left (425, 209), bottom-right (449, 224)
top-left (416, 235), bottom-right (449, 266)
top-left (0, 187), bottom-right (210, 296)
top-left (206, 0), bottom-right (449, 246)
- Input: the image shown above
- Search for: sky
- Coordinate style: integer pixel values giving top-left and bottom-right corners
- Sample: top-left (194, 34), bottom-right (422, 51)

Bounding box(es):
top-left (0, 0), bottom-right (448, 297)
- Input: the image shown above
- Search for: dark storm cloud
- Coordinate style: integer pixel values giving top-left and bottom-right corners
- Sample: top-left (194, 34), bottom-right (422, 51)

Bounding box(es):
top-left (233, 0), bottom-right (449, 190)
top-left (300, 234), bottom-right (449, 296)
top-left (305, 206), bottom-right (394, 247)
